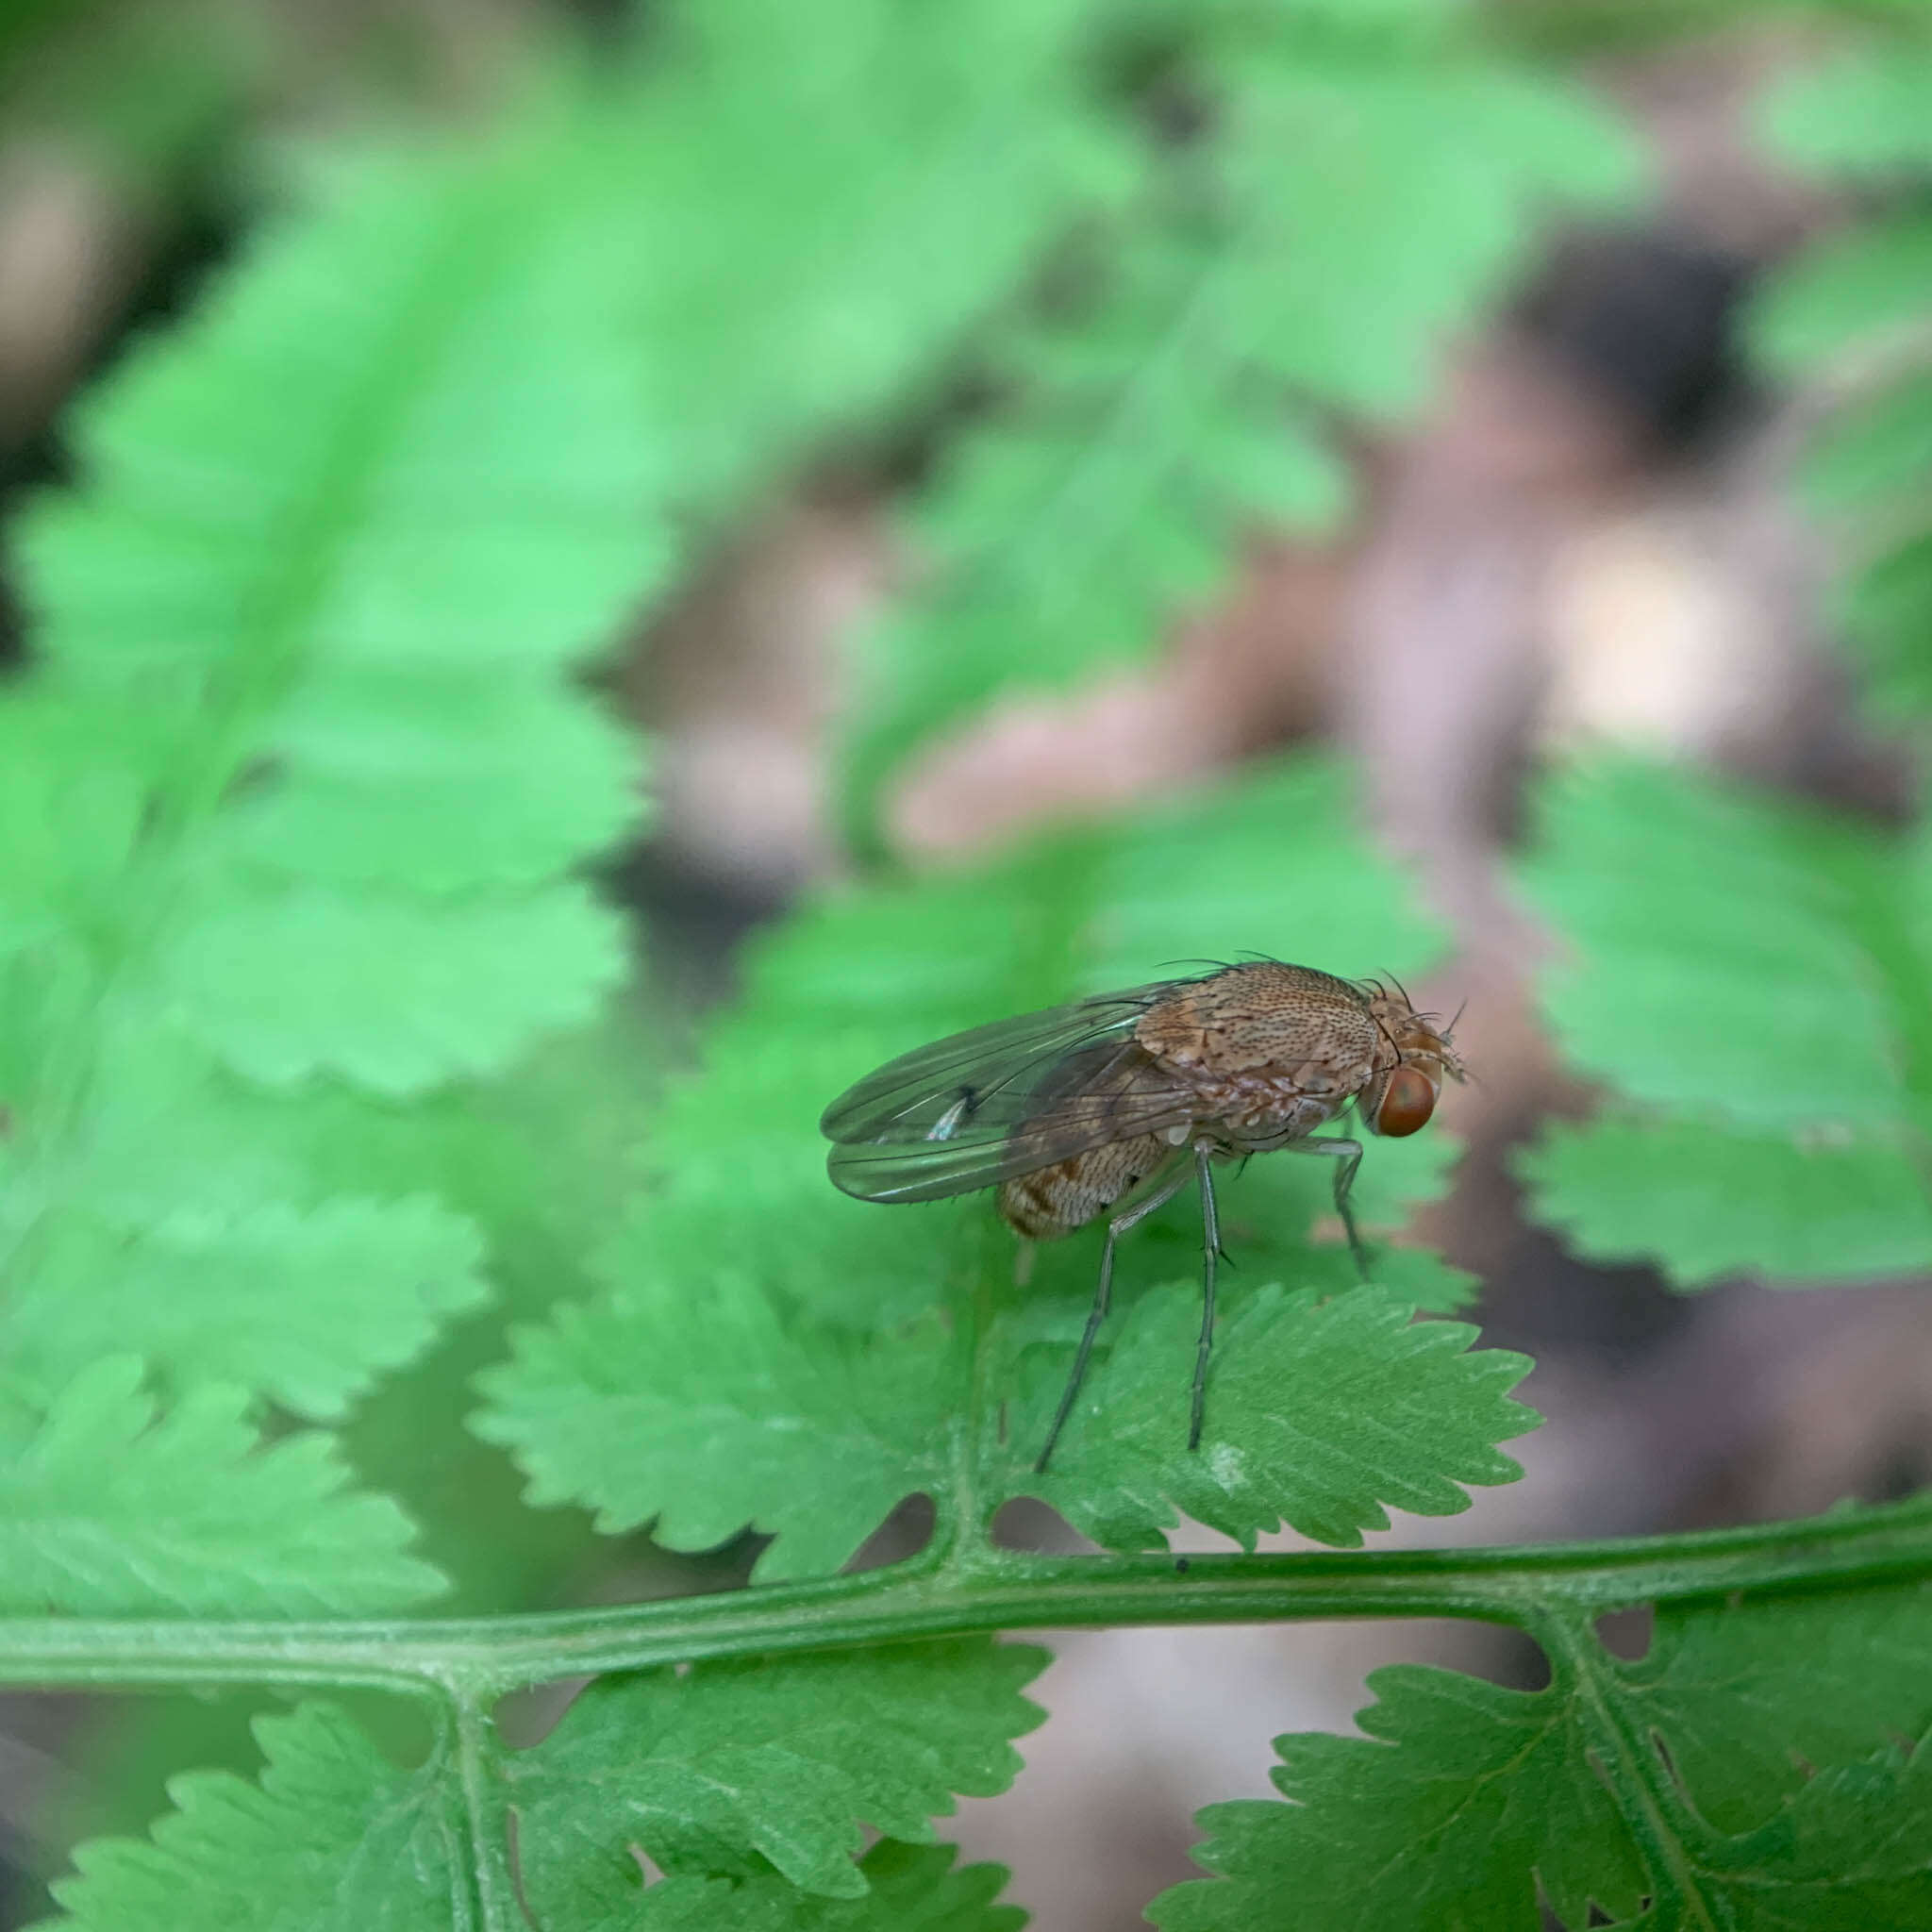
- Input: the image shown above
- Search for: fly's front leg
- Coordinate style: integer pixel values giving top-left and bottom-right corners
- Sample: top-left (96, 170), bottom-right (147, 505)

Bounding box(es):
top-left (1283, 1135), bottom-right (1369, 1279)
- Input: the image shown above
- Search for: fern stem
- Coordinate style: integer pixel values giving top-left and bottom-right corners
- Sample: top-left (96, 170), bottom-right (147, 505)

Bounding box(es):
top-left (938, 1227), bottom-right (1003, 1570)
top-left (1536, 1607), bottom-right (1722, 1928)
top-left (448, 1693), bottom-right (522, 1932)
top-left (2, 1492), bottom-right (1929, 1699)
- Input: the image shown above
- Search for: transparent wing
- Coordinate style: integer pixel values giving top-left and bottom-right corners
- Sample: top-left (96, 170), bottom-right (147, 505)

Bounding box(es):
top-left (819, 984), bottom-right (1175, 1142)
top-left (821, 983), bottom-right (1204, 1204)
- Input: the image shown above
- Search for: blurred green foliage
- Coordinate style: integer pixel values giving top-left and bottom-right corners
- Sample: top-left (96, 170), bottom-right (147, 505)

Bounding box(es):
top-left (1752, 34), bottom-right (1932, 722)
top-left (842, 1), bottom-right (1637, 835)
top-left (0, 1), bottom-right (1930, 1928)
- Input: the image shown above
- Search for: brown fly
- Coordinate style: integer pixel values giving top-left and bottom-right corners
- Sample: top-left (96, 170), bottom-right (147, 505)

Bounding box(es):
top-left (819, 960), bottom-right (1465, 1472)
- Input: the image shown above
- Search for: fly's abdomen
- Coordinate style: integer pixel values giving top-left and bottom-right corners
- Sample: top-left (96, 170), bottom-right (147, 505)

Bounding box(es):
top-left (997, 1131), bottom-right (1174, 1240)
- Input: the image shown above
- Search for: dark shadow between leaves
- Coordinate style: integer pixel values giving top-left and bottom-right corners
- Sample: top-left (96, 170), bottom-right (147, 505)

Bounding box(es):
top-left (491, 1676), bottom-right (588, 1753)
top-left (991, 1494), bottom-right (1096, 1554)
top-left (1593, 1603), bottom-right (1655, 1663)
top-left (842, 1493), bottom-right (936, 1573)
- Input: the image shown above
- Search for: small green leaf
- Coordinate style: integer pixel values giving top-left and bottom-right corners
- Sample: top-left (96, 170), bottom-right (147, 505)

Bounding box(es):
top-left (1521, 760), bottom-right (1896, 1132)
top-left (0, 1359), bottom-right (442, 1615)
top-left (1516, 757), bottom-right (1932, 1289)
top-left (1624, 1579), bottom-right (1932, 1835)
top-left (1151, 1663), bottom-right (1641, 1932)
top-left (2, 1194), bottom-right (489, 1418)
top-left (40, 1704), bottom-right (462, 1932)
top-left (1152, 1582), bottom-right (1932, 1932)
top-left (1757, 42), bottom-right (1932, 175)
top-left (1021, 1283), bottom-right (1534, 1550)
top-left (475, 1274), bottom-right (960, 1583)
top-left (511, 1641), bottom-right (1047, 1904)
top-left (233, 666), bottom-right (645, 891)
top-left (1668, 1736), bottom-right (1932, 1931)
top-left (608, 1842), bottom-right (1026, 1932)
top-left (1520, 1117), bottom-right (1932, 1289)
top-left (159, 883), bottom-right (628, 1095)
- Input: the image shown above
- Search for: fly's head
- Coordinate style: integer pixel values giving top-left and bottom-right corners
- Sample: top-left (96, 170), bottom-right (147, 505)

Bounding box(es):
top-left (1359, 984), bottom-right (1467, 1139)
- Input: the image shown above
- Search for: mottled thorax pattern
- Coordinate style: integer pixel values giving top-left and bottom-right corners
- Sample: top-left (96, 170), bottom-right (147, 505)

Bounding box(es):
top-left (1134, 962), bottom-right (1383, 1142)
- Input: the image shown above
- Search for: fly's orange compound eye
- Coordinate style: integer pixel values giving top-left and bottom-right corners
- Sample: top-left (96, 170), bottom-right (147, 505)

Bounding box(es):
top-left (1374, 1064), bottom-right (1438, 1138)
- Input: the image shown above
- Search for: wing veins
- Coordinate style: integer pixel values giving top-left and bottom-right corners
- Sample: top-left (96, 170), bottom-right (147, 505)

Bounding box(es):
top-left (826, 1043), bottom-right (1201, 1203)
top-left (820, 988), bottom-right (1173, 1143)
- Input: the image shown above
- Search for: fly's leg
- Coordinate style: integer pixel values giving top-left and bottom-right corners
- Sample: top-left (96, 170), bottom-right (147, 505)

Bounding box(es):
top-left (1330, 1139), bottom-right (1368, 1277)
top-left (1282, 1135), bottom-right (1369, 1278)
top-left (1032, 1232), bottom-right (1119, 1477)
top-left (1034, 1158), bottom-right (1192, 1474)
top-left (1190, 1143), bottom-right (1219, 1451)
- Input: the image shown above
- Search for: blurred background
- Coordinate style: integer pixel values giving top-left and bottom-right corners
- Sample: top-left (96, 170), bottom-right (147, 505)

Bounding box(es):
top-left (0, 1), bottom-right (1927, 1926)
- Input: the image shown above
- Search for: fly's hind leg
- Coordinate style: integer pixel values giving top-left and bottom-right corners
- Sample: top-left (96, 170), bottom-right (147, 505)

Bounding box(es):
top-left (1190, 1143), bottom-right (1219, 1451)
top-left (1283, 1135), bottom-right (1369, 1279)
top-left (1034, 1151), bottom-right (1191, 1474)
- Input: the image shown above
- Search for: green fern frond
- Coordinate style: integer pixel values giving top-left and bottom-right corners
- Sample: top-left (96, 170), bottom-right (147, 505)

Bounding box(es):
top-left (2, 1193), bottom-right (485, 1421)
top-left (507, 1641), bottom-right (1046, 1901)
top-left (0, 88), bottom-right (680, 1601)
top-left (615, 0), bottom-right (1141, 505)
top-left (13, 127), bottom-right (654, 1093)
top-left (1513, 757), bottom-right (1932, 1288)
top-left (44, 1647), bottom-right (1045, 1927)
top-left (1152, 1579), bottom-right (1932, 1931)
top-left (0, 1358), bottom-right (442, 1616)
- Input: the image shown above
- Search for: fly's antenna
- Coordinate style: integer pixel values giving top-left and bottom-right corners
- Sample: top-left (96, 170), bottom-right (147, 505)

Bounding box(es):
top-left (1439, 1000), bottom-right (1475, 1086)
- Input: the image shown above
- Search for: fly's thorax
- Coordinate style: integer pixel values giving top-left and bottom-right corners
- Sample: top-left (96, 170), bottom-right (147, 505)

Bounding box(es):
top-left (1134, 963), bottom-right (1382, 1102)
top-left (997, 1131), bottom-right (1174, 1239)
